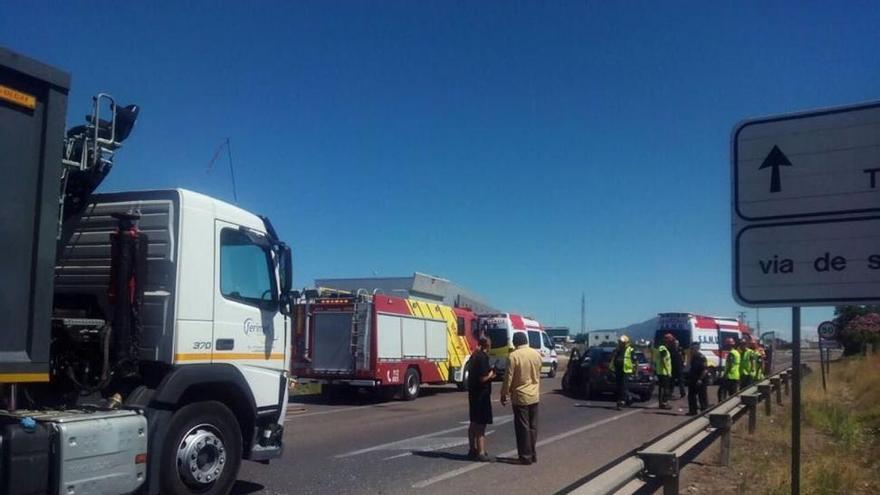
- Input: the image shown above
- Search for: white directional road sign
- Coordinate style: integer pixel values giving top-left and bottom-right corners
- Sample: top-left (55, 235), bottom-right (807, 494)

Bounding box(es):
top-left (732, 101), bottom-right (880, 306)
top-left (734, 103), bottom-right (880, 220)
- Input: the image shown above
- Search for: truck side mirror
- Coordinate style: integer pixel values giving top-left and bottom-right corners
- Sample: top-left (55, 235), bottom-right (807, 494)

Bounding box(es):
top-left (279, 244), bottom-right (293, 294)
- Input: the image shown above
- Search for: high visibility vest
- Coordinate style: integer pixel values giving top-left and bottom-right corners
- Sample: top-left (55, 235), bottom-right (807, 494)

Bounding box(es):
top-left (610, 345), bottom-right (635, 375)
top-left (740, 349), bottom-right (754, 377)
top-left (654, 345), bottom-right (672, 377)
top-left (755, 353), bottom-right (765, 380)
top-left (725, 349), bottom-right (741, 381)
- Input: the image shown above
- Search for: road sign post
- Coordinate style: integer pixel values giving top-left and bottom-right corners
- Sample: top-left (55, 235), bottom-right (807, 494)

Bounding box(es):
top-left (732, 102), bottom-right (880, 495)
top-left (792, 307), bottom-right (801, 495)
top-left (817, 320), bottom-right (837, 387)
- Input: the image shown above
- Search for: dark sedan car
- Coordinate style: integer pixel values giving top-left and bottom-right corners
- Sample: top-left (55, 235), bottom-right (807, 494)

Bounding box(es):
top-left (561, 345), bottom-right (655, 401)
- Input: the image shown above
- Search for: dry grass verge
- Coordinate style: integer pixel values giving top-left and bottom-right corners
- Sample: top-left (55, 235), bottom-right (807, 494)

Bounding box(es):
top-left (680, 354), bottom-right (880, 494)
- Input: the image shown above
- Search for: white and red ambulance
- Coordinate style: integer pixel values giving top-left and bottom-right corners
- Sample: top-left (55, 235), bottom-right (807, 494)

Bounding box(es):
top-left (654, 313), bottom-right (752, 380)
top-left (481, 313), bottom-right (558, 377)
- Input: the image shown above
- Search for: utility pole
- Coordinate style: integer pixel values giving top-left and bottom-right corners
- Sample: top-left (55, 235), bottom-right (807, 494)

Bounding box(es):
top-left (756, 307), bottom-right (761, 334)
top-left (580, 293), bottom-right (586, 334)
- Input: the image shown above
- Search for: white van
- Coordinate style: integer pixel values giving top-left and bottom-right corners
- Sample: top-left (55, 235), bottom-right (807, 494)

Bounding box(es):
top-left (481, 313), bottom-right (558, 378)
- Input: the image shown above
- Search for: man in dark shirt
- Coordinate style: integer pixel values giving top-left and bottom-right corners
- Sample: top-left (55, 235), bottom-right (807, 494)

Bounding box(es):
top-left (687, 341), bottom-right (709, 415)
top-left (467, 336), bottom-right (495, 461)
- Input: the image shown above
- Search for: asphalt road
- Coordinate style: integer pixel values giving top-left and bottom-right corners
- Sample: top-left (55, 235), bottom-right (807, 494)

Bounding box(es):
top-left (230, 351), bottom-right (797, 495)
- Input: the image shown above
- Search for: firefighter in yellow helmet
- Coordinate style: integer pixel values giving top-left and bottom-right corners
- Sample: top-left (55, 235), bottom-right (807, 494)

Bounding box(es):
top-left (609, 335), bottom-right (636, 410)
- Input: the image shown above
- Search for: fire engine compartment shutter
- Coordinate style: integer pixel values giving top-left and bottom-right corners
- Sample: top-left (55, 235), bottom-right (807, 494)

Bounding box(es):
top-left (377, 314), bottom-right (402, 359)
top-left (377, 313), bottom-right (447, 361)
top-left (425, 320), bottom-right (447, 360)
top-left (401, 317), bottom-right (426, 358)
top-left (312, 312), bottom-right (353, 372)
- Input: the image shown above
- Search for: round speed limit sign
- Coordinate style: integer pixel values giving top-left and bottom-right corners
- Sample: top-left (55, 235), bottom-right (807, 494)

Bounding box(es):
top-left (817, 321), bottom-right (837, 340)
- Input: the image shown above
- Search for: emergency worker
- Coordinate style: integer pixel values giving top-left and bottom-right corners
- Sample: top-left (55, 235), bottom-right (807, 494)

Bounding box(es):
top-left (754, 344), bottom-right (766, 381)
top-left (718, 338), bottom-right (740, 401)
top-left (609, 335), bottom-right (636, 410)
top-left (740, 340), bottom-right (754, 388)
top-left (654, 334), bottom-right (674, 410)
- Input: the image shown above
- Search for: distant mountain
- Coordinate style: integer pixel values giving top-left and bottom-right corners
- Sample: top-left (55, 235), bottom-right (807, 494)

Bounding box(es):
top-left (594, 316), bottom-right (659, 342)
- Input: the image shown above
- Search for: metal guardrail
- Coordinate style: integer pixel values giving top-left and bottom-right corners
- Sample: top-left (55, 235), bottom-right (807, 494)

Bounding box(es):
top-left (560, 365), bottom-right (805, 495)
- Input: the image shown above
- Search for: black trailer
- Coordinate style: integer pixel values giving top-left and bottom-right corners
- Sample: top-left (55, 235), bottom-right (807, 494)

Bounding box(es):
top-left (0, 46), bottom-right (70, 384)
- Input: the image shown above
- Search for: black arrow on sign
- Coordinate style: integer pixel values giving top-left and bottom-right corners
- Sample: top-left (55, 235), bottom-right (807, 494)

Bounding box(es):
top-left (759, 145), bottom-right (792, 193)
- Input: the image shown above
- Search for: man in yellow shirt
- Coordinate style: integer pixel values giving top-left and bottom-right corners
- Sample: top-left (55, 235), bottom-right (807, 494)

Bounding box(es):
top-left (500, 332), bottom-right (542, 465)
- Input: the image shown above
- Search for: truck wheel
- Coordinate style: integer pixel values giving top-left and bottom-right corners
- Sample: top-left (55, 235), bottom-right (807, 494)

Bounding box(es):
top-left (456, 364), bottom-right (469, 391)
top-left (401, 368), bottom-right (420, 401)
top-left (160, 401), bottom-right (242, 495)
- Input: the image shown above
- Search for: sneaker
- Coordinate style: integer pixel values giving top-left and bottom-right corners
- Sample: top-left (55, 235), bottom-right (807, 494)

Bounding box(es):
top-left (518, 457), bottom-right (532, 465)
top-left (475, 453), bottom-right (492, 463)
top-left (686, 411), bottom-right (698, 416)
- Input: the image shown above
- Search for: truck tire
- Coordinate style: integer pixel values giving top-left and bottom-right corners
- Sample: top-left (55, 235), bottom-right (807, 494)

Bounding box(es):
top-left (401, 368), bottom-right (420, 401)
top-left (159, 401), bottom-right (242, 495)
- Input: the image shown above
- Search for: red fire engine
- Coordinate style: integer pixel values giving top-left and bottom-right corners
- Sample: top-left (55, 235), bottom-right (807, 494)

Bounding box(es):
top-left (292, 289), bottom-right (480, 400)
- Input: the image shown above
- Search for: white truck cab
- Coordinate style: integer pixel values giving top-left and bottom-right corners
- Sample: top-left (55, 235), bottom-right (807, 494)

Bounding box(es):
top-left (50, 189), bottom-right (293, 494)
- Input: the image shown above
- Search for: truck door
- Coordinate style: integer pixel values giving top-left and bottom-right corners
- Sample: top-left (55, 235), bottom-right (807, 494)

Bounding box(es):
top-left (212, 221), bottom-right (286, 404)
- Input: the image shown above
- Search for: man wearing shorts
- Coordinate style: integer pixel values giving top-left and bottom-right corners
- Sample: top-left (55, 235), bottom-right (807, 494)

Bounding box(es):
top-left (467, 336), bottom-right (495, 462)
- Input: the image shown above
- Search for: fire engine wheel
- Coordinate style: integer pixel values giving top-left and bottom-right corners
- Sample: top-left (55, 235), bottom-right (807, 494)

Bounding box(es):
top-left (160, 401), bottom-right (242, 495)
top-left (401, 368), bottom-right (420, 401)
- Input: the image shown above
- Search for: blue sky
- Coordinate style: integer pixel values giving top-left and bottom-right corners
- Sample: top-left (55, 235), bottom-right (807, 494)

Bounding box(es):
top-left (4, 1), bottom-right (878, 338)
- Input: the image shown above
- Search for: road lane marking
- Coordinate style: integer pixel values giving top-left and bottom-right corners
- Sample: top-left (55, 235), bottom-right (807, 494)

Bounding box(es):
top-left (336, 415), bottom-right (513, 458)
top-left (286, 404), bottom-right (375, 419)
top-left (411, 407), bottom-right (646, 489)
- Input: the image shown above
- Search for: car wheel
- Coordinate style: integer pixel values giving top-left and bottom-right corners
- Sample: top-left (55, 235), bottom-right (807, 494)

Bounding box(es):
top-left (159, 401), bottom-right (242, 495)
top-left (561, 371), bottom-right (571, 393)
top-left (401, 368), bottom-right (420, 401)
